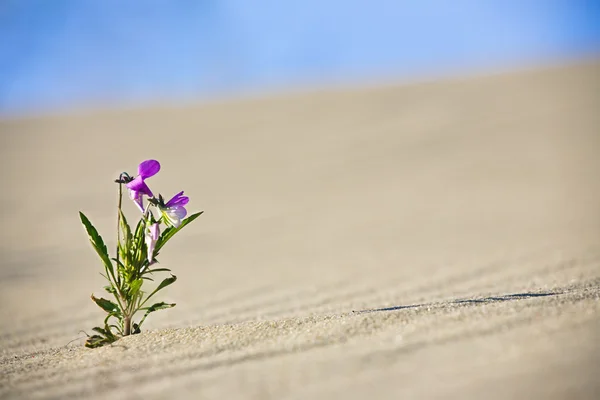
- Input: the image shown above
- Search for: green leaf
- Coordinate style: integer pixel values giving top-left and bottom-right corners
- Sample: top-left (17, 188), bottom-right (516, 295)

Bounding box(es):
top-left (154, 275), bottom-right (177, 294)
top-left (79, 212), bottom-right (115, 280)
top-left (139, 302), bottom-right (176, 312)
top-left (85, 335), bottom-right (108, 348)
top-left (119, 210), bottom-right (133, 246)
top-left (137, 302), bottom-right (176, 328)
top-left (118, 210), bottom-right (133, 265)
top-left (112, 258), bottom-right (127, 274)
top-left (133, 218), bottom-right (147, 265)
top-left (91, 295), bottom-right (121, 315)
top-left (104, 312), bottom-right (123, 335)
top-left (155, 211), bottom-right (203, 254)
top-left (143, 267), bottom-right (171, 275)
top-left (104, 285), bottom-right (117, 295)
top-left (140, 275), bottom-right (177, 307)
top-left (92, 326), bottom-right (109, 336)
top-left (118, 247), bottom-right (127, 267)
top-left (85, 322), bottom-right (119, 348)
top-left (129, 278), bottom-right (143, 298)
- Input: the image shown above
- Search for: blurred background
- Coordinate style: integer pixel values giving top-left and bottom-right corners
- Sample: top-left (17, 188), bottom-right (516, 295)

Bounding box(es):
top-left (1, 0), bottom-right (599, 117)
top-left (2, 3), bottom-right (600, 398)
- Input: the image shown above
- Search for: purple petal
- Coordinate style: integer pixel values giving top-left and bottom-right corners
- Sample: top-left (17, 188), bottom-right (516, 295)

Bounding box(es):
top-left (146, 243), bottom-right (155, 263)
top-left (134, 195), bottom-right (145, 212)
top-left (171, 205), bottom-right (187, 219)
top-left (164, 205), bottom-right (187, 227)
top-left (138, 160), bottom-right (160, 179)
top-left (146, 236), bottom-right (155, 262)
top-left (165, 191), bottom-right (189, 207)
top-left (126, 176), bottom-right (154, 197)
top-left (145, 223), bottom-right (161, 262)
top-left (128, 188), bottom-right (138, 200)
top-left (149, 223), bottom-right (160, 240)
top-left (128, 189), bottom-right (145, 212)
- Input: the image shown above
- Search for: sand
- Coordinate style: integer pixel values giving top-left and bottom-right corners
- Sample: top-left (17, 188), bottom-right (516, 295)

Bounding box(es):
top-left (1, 60), bottom-right (599, 399)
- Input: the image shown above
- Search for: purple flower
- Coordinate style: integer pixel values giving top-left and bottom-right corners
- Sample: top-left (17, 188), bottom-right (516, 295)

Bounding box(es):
top-left (145, 222), bottom-right (160, 264)
top-left (126, 160), bottom-right (160, 212)
top-left (160, 191), bottom-right (189, 228)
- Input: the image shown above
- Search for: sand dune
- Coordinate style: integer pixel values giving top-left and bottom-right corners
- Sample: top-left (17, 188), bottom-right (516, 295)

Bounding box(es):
top-left (1, 60), bottom-right (599, 399)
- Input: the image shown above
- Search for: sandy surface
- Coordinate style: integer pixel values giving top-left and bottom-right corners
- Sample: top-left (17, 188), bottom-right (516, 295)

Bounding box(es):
top-left (1, 60), bottom-right (599, 399)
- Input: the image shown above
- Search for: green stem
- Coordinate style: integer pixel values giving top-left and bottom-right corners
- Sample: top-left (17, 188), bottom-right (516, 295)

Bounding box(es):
top-left (114, 174), bottom-right (130, 334)
top-left (116, 179), bottom-right (123, 287)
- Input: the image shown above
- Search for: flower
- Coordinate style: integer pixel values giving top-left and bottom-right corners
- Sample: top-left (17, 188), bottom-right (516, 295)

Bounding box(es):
top-left (160, 191), bottom-right (189, 228)
top-left (145, 222), bottom-right (160, 264)
top-left (126, 160), bottom-right (160, 212)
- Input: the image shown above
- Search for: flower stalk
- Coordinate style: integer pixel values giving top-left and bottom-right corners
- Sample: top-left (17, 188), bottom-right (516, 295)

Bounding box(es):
top-left (80, 160), bottom-right (203, 348)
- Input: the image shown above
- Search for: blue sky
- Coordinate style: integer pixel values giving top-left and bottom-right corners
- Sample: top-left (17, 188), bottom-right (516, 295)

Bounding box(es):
top-left (1, 1), bottom-right (599, 116)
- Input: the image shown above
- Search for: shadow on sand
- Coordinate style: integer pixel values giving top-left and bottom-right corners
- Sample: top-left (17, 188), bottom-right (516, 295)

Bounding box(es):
top-left (355, 291), bottom-right (561, 314)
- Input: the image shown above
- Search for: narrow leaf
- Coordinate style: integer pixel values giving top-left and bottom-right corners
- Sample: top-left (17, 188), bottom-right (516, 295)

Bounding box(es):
top-left (139, 302), bottom-right (176, 312)
top-left (118, 210), bottom-right (133, 265)
top-left (119, 210), bottom-right (133, 246)
top-left (134, 218), bottom-right (145, 247)
top-left (154, 275), bottom-right (177, 294)
top-left (85, 335), bottom-right (108, 348)
top-left (133, 217), bottom-right (147, 265)
top-left (104, 313), bottom-right (122, 335)
top-left (155, 211), bottom-right (203, 253)
top-left (103, 322), bottom-right (118, 341)
top-left (137, 302), bottom-right (176, 328)
top-left (112, 258), bottom-right (127, 273)
top-left (143, 268), bottom-right (171, 275)
top-left (140, 275), bottom-right (177, 306)
top-left (85, 322), bottom-right (118, 348)
top-left (92, 327), bottom-right (109, 336)
top-left (103, 285), bottom-right (117, 295)
top-left (79, 212), bottom-right (115, 279)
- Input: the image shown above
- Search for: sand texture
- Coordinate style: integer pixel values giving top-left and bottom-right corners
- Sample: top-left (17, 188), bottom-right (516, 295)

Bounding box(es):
top-left (1, 60), bottom-right (599, 399)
